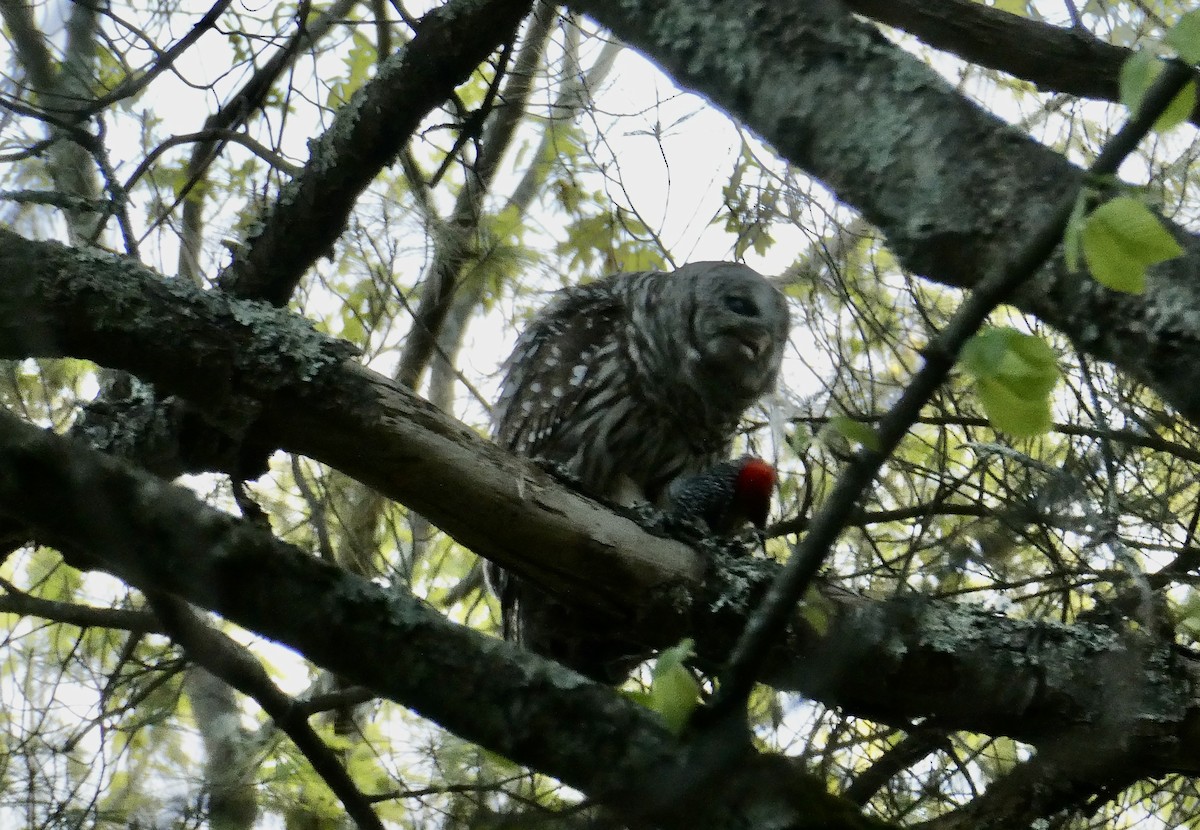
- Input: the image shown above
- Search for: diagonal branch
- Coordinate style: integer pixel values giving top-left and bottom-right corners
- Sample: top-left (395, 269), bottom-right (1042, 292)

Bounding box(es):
top-left (147, 593), bottom-right (386, 830)
top-left (840, 0), bottom-right (1200, 125)
top-left (2, 229), bottom-right (1200, 778)
top-left (0, 404), bottom-right (880, 830)
top-left (215, 0), bottom-right (534, 305)
top-left (710, 56), bottom-right (1196, 717)
top-left (915, 734), bottom-right (1144, 830)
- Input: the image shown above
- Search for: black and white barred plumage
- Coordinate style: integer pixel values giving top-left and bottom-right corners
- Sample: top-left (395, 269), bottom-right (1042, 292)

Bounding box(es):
top-left (489, 261), bottom-right (790, 679)
top-left (494, 261), bottom-right (789, 503)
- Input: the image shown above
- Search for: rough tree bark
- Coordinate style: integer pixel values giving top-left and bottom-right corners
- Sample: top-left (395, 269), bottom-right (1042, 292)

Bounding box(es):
top-left (2, 228), bottom-right (1199, 781)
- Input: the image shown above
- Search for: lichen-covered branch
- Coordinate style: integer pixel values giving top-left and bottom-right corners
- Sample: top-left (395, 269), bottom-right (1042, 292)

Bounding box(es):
top-left (841, 0), bottom-right (1184, 125)
top-left (2, 227), bottom-right (1200, 778)
top-left (0, 227), bottom-right (703, 610)
top-left (0, 404), bottom-right (885, 830)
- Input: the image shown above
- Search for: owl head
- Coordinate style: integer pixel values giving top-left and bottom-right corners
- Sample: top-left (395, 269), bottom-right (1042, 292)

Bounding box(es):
top-left (673, 261), bottom-right (790, 402)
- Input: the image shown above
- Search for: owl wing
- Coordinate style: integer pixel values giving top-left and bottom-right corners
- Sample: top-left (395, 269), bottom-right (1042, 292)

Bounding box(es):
top-left (494, 283), bottom-right (627, 461)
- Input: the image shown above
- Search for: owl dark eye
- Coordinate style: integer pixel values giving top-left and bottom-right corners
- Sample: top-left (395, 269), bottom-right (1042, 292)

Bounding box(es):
top-left (723, 295), bottom-right (758, 316)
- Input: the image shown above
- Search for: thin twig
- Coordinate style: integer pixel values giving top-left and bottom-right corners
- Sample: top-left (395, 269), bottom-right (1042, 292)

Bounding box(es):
top-left (148, 594), bottom-right (386, 830)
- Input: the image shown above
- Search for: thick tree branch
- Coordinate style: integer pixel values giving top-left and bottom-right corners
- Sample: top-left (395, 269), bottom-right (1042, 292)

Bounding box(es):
top-left (754, 589), bottom-right (1200, 775)
top-left (0, 226), bottom-right (703, 613)
top-left (0, 405), bottom-right (884, 830)
top-left (842, 0), bottom-right (1200, 127)
top-left (2, 229), bottom-right (1200, 778)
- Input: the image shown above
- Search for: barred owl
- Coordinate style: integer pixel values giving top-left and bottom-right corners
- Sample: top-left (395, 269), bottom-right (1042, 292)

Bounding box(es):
top-left (490, 261), bottom-right (790, 679)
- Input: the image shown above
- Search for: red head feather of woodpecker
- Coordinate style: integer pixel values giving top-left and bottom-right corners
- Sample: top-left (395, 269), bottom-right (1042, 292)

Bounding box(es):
top-left (666, 456), bottom-right (777, 536)
top-left (731, 457), bottom-right (776, 530)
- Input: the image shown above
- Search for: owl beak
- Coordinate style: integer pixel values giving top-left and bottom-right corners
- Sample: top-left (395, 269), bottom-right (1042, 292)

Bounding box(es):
top-left (738, 331), bottom-right (771, 360)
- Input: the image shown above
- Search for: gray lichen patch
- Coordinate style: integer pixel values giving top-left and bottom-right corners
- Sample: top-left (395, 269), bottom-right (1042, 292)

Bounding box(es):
top-left (221, 293), bottom-right (359, 383)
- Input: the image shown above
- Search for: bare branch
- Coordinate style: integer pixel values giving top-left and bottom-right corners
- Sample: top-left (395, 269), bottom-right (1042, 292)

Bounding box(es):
top-left (149, 594), bottom-right (386, 830)
top-left (0, 578), bottom-right (160, 632)
top-left (214, 0), bottom-right (534, 305)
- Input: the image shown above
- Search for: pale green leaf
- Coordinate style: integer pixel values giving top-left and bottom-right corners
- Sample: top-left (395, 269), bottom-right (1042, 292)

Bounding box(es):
top-left (961, 327), bottom-right (1010, 379)
top-left (987, 737), bottom-right (1022, 777)
top-left (645, 639), bottom-right (700, 734)
top-left (978, 377), bottom-right (1054, 436)
top-left (1082, 196), bottom-right (1184, 294)
top-left (1120, 50), bottom-right (1160, 111)
top-left (1176, 591), bottom-right (1200, 637)
top-left (1119, 51), bottom-right (1197, 131)
top-left (1159, 80), bottom-right (1198, 131)
top-left (1166, 10), bottom-right (1200, 65)
top-left (649, 662), bottom-right (701, 734)
top-left (962, 328), bottom-right (1058, 397)
top-left (800, 588), bottom-right (835, 637)
top-left (829, 415), bottom-right (882, 452)
top-left (962, 328), bottom-right (1060, 436)
top-left (997, 332), bottom-right (1059, 397)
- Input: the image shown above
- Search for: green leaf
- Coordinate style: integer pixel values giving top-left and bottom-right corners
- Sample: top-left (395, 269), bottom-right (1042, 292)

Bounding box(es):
top-left (962, 328), bottom-right (1058, 395)
top-left (622, 689), bottom-right (654, 707)
top-left (961, 328), bottom-right (1060, 437)
top-left (1162, 80), bottom-right (1196, 131)
top-left (829, 415), bottom-right (882, 452)
top-left (1120, 50), bottom-right (1159, 111)
top-left (961, 327), bottom-right (1008, 378)
top-left (977, 377), bottom-right (1054, 436)
top-left (800, 588), bottom-right (835, 637)
top-left (997, 331), bottom-right (1060, 397)
top-left (1081, 196), bottom-right (1184, 294)
top-left (644, 639), bottom-right (700, 734)
top-left (986, 737), bottom-right (1022, 777)
top-left (1119, 51), bottom-right (1197, 131)
top-left (1166, 10), bottom-right (1200, 65)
